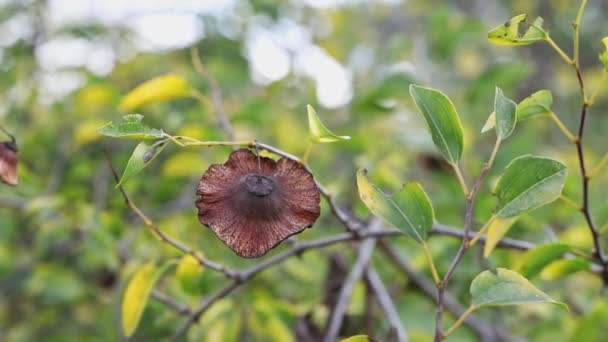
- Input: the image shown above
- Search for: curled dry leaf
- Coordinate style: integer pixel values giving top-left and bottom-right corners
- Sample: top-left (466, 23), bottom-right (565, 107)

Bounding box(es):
top-left (0, 140), bottom-right (18, 186)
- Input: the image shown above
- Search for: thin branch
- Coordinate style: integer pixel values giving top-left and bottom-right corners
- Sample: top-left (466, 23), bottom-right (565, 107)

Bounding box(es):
top-left (0, 125), bottom-right (15, 142)
top-left (149, 217), bottom-right (598, 339)
top-left (152, 290), bottom-right (191, 316)
top-left (190, 46), bottom-right (235, 142)
top-left (324, 219), bottom-right (380, 342)
top-left (255, 141), bottom-right (364, 234)
top-left (365, 267), bottom-right (409, 342)
top-left (171, 221), bottom-right (385, 340)
top-left (435, 159), bottom-right (492, 342)
top-left (430, 223), bottom-right (533, 251)
top-left (0, 195), bottom-right (26, 210)
top-left (549, 111), bottom-right (577, 143)
top-left (378, 241), bottom-right (520, 342)
top-left (104, 148), bottom-right (237, 279)
top-left (545, 35), bottom-right (573, 65)
top-left (172, 281), bottom-right (240, 340)
top-left (572, 0), bottom-right (588, 68)
top-left (570, 40), bottom-right (608, 282)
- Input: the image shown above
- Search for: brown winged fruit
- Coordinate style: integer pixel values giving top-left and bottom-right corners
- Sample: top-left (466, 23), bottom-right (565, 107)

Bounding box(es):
top-left (196, 149), bottom-right (321, 258)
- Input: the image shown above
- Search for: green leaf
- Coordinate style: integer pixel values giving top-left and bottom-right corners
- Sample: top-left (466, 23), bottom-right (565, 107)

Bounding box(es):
top-left (494, 155), bottom-right (567, 218)
top-left (493, 87), bottom-right (517, 139)
top-left (266, 316), bottom-right (295, 342)
top-left (117, 140), bottom-right (167, 187)
top-left (600, 37), bottom-right (608, 71)
top-left (515, 243), bottom-right (570, 278)
top-left (517, 90), bottom-right (553, 121)
top-left (176, 254), bottom-right (204, 294)
top-left (470, 268), bottom-right (567, 310)
top-left (121, 261), bottom-right (174, 337)
top-left (488, 15), bottom-right (547, 46)
top-left (119, 73), bottom-right (192, 112)
top-left (541, 258), bottom-right (591, 280)
top-left (98, 114), bottom-right (164, 140)
top-left (409, 84), bottom-right (464, 163)
top-left (567, 302), bottom-right (608, 342)
top-left (356, 169), bottom-right (434, 243)
top-left (483, 216), bottom-right (519, 258)
top-left (482, 90), bottom-right (552, 133)
top-left (340, 336), bottom-right (372, 342)
top-left (307, 105), bottom-right (350, 143)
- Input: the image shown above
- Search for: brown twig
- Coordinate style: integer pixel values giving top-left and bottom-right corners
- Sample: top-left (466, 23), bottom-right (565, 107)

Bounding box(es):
top-left (365, 266), bottom-right (409, 342)
top-left (0, 125), bottom-right (15, 143)
top-left (572, 68), bottom-right (608, 283)
top-left (104, 148), bottom-right (237, 279)
top-left (430, 224), bottom-right (533, 251)
top-left (255, 141), bottom-right (363, 234)
top-left (152, 290), bottom-right (191, 316)
top-left (378, 241), bottom-right (520, 342)
top-left (434, 162), bottom-right (492, 342)
top-left (171, 221), bottom-right (384, 340)
top-left (324, 219), bottom-right (380, 342)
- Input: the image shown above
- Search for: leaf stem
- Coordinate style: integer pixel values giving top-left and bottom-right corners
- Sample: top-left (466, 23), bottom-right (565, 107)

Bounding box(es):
top-left (469, 215), bottom-right (496, 248)
top-left (549, 111), bottom-right (577, 143)
top-left (599, 223), bottom-right (608, 236)
top-left (442, 305), bottom-right (477, 339)
top-left (301, 141), bottom-right (314, 165)
top-left (570, 247), bottom-right (596, 261)
top-left (545, 35), bottom-right (573, 65)
top-left (423, 241), bottom-right (441, 284)
top-left (587, 72), bottom-right (607, 106)
top-left (487, 137), bottom-right (501, 169)
top-left (164, 133), bottom-right (254, 148)
top-left (450, 162), bottom-right (470, 196)
top-left (0, 125), bottom-right (15, 142)
top-left (559, 194), bottom-right (583, 211)
top-left (573, 0), bottom-right (588, 67)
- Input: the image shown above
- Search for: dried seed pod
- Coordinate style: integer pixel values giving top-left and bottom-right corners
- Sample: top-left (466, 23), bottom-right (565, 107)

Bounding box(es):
top-left (196, 149), bottom-right (321, 258)
top-left (0, 140), bottom-right (18, 186)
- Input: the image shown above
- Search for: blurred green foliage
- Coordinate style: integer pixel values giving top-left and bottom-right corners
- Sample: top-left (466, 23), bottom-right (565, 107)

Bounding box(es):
top-left (1, 0), bottom-right (608, 341)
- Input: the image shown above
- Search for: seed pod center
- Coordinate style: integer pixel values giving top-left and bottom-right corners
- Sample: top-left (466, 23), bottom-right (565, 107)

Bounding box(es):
top-left (244, 174), bottom-right (275, 197)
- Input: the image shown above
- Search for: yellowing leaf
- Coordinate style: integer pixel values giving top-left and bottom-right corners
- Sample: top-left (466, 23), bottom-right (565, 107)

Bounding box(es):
top-left (119, 74), bottom-right (191, 112)
top-left (515, 243), bottom-right (570, 278)
top-left (488, 15), bottom-right (546, 46)
top-left (266, 316), bottom-right (294, 342)
top-left (483, 216), bottom-right (519, 258)
top-left (176, 254), bottom-right (204, 294)
top-left (121, 261), bottom-right (174, 337)
top-left (356, 169), bottom-right (434, 243)
top-left (600, 37), bottom-right (608, 71)
top-left (559, 225), bottom-right (594, 249)
top-left (541, 258), bottom-right (591, 280)
top-left (307, 105), bottom-right (350, 143)
top-left (74, 119), bottom-right (106, 146)
top-left (76, 84), bottom-right (116, 112)
top-left (162, 152), bottom-right (206, 177)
